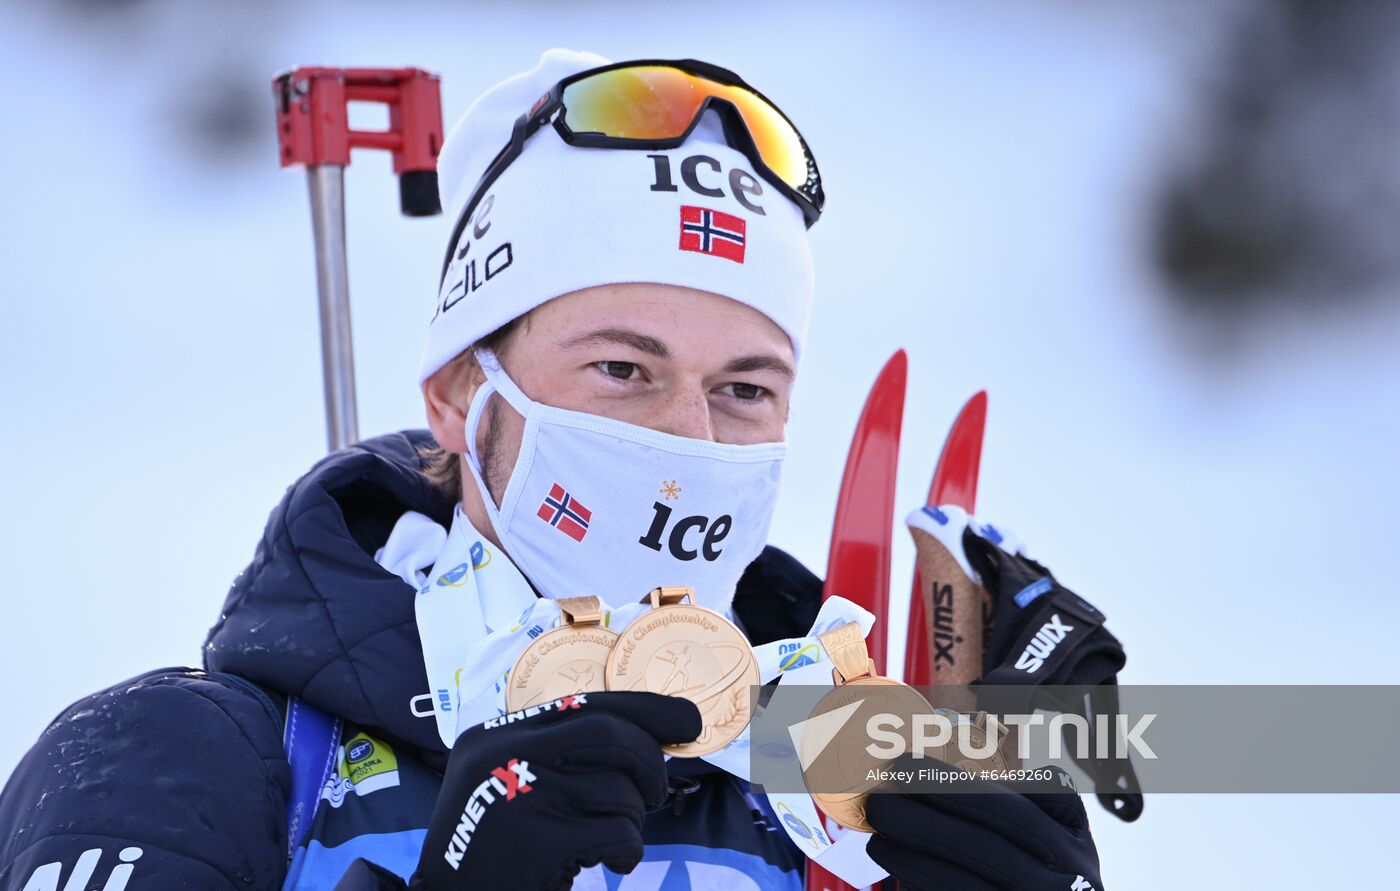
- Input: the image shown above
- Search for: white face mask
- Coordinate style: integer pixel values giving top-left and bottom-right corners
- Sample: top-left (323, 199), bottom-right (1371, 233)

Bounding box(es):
top-left (462, 351), bottom-right (786, 612)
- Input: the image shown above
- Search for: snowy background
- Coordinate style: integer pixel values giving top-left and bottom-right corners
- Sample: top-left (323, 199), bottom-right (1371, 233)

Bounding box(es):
top-left (2, 0), bottom-right (1396, 885)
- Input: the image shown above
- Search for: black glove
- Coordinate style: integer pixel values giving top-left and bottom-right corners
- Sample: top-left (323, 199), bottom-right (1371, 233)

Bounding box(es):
top-left (964, 529), bottom-right (1143, 822)
top-left (410, 691), bottom-right (701, 891)
top-left (964, 527), bottom-right (1123, 689)
top-left (867, 765), bottom-right (1103, 891)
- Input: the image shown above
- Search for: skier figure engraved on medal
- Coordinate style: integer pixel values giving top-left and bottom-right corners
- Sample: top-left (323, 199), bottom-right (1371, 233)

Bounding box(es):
top-left (657, 644), bottom-right (695, 695)
top-left (606, 586), bottom-right (760, 756)
top-left (560, 661), bottom-right (598, 694)
top-left (507, 596), bottom-right (616, 711)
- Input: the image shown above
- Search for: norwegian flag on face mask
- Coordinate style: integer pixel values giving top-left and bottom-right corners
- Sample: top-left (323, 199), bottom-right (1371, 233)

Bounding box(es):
top-left (537, 483), bottom-right (591, 542)
top-left (679, 205), bottom-right (746, 263)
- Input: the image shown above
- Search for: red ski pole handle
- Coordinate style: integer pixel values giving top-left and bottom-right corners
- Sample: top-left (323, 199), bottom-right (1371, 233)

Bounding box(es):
top-left (274, 66), bottom-right (444, 216)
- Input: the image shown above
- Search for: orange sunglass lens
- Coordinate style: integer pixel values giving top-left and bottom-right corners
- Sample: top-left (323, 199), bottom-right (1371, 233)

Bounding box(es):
top-left (719, 86), bottom-right (808, 189)
top-left (561, 67), bottom-right (705, 139)
top-left (561, 67), bottom-right (811, 193)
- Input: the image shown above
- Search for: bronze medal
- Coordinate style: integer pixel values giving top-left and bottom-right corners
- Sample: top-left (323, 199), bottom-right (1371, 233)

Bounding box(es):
top-left (604, 586), bottom-right (759, 758)
top-left (507, 596), bottom-right (617, 712)
top-left (804, 622), bottom-right (932, 832)
top-left (923, 709), bottom-right (1011, 776)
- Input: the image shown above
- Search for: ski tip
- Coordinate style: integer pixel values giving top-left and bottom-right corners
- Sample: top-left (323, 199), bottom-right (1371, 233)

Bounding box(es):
top-left (865, 350), bottom-right (908, 421)
top-left (949, 389), bottom-right (987, 439)
top-left (880, 348), bottom-right (909, 382)
top-left (929, 389), bottom-right (988, 512)
top-left (962, 389), bottom-right (988, 421)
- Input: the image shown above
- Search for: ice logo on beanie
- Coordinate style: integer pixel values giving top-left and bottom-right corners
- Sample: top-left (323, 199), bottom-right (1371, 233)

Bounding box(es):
top-left (434, 192), bottom-right (515, 323)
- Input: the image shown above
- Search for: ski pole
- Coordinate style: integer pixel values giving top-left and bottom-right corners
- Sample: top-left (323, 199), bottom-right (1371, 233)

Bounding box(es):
top-left (273, 66), bottom-right (444, 450)
top-left (905, 391), bottom-right (988, 712)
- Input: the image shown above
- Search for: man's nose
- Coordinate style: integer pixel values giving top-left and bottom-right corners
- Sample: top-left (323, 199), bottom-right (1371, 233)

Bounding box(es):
top-left (649, 388), bottom-right (715, 442)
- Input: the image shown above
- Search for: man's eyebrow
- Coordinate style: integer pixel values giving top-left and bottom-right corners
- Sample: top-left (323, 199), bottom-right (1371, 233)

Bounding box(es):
top-left (559, 327), bottom-right (793, 379)
top-left (724, 355), bottom-right (795, 380)
top-left (559, 327), bottom-right (670, 358)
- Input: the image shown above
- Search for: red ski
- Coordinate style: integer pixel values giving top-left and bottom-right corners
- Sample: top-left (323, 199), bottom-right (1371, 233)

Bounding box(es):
top-left (804, 364), bottom-right (988, 890)
top-left (903, 391), bottom-right (988, 686)
top-left (807, 350), bottom-right (906, 891)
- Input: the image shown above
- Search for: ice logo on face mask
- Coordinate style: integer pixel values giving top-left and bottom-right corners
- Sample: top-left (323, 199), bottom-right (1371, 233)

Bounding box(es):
top-left (638, 501), bottom-right (732, 562)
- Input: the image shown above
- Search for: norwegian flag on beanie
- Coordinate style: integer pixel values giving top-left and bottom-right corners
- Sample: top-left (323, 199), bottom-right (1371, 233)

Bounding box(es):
top-left (680, 205), bottom-right (746, 263)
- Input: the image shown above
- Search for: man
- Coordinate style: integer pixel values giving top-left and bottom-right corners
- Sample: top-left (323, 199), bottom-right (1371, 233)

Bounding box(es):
top-left (0, 51), bottom-right (1109, 890)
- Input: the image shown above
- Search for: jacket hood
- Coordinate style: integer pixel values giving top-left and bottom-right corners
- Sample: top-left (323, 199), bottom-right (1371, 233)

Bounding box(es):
top-left (204, 430), bottom-right (457, 755)
top-left (203, 429), bottom-right (824, 759)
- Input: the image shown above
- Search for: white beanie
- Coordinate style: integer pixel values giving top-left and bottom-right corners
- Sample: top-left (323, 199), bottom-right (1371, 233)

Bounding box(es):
top-left (418, 49), bottom-right (816, 384)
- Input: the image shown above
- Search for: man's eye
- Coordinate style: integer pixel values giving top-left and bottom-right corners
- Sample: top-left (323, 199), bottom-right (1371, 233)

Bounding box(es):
top-left (598, 361), bottom-right (638, 381)
top-left (726, 382), bottom-right (765, 401)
